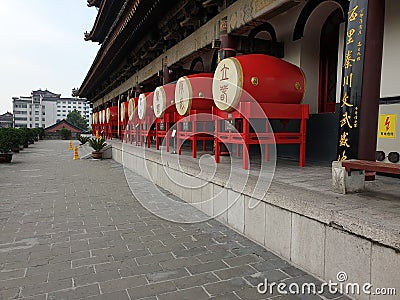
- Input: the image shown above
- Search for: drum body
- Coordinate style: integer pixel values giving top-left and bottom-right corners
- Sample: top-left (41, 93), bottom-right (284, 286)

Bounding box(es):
top-left (106, 106), bottom-right (118, 123)
top-left (128, 97), bottom-right (139, 121)
top-left (138, 93), bottom-right (154, 120)
top-left (212, 54), bottom-right (306, 112)
top-left (175, 73), bottom-right (214, 116)
top-left (120, 102), bottom-right (129, 122)
top-left (153, 83), bottom-right (176, 118)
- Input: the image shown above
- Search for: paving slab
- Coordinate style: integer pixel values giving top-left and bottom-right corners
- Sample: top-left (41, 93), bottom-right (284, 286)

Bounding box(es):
top-left (0, 140), bottom-right (346, 299)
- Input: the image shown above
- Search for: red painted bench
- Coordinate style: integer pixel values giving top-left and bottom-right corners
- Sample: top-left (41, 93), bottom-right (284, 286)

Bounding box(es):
top-left (342, 160), bottom-right (400, 175)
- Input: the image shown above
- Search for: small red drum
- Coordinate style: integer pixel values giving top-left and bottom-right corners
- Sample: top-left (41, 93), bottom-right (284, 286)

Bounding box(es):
top-left (212, 54), bottom-right (306, 112)
top-left (120, 102), bottom-right (129, 122)
top-left (106, 106), bottom-right (118, 123)
top-left (128, 97), bottom-right (138, 121)
top-left (153, 83), bottom-right (176, 118)
top-left (138, 92), bottom-right (154, 120)
top-left (175, 73), bottom-right (214, 116)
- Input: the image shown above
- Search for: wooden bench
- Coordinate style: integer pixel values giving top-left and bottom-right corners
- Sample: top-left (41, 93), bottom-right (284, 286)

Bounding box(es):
top-left (342, 160), bottom-right (400, 175)
top-left (332, 160), bottom-right (400, 194)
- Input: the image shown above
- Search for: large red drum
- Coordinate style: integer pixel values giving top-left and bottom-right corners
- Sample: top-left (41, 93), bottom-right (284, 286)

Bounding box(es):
top-left (175, 73), bottom-right (214, 116)
top-left (120, 102), bottom-right (129, 122)
top-left (106, 106), bottom-right (118, 123)
top-left (127, 97), bottom-right (139, 121)
top-left (138, 92), bottom-right (154, 120)
top-left (212, 54), bottom-right (306, 112)
top-left (153, 83), bottom-right (176, 118)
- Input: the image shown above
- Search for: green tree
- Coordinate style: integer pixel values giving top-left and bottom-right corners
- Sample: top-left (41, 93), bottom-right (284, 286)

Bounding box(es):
top-left (66, 109), bottom-right (88, 131)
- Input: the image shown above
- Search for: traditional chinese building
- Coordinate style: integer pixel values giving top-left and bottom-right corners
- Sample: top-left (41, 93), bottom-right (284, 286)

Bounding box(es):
top-left (0, 112), bottom-right (13, 128)
top-left (78, 0), bottom-right (400, 291)
top-left (44, 119), bottom-right (84, 139)
top-left (79, 0), bottom-right (399, 163)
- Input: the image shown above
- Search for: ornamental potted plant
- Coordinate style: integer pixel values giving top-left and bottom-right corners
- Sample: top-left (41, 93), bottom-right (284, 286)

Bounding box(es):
top-left (31, 128), bottom-right (40, 141)
top-left (0, 128), bottom-right (14, 163)
top-left (78, 135), bottom-right (90, 145)
top-left (17, 129), bottom-right (27, 151)
top-left (21, 128), bottom-right (30, 148)
top-left (88, 137), bottom-right (107, 159)
top-left (10, 129), bottom-right (24, 153)
top-left (38, 128), bottom-right (45, 140)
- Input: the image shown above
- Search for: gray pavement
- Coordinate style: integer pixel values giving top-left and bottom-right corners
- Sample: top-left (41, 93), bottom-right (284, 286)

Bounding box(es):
top-left (0, 140), bottom-right (345, 300)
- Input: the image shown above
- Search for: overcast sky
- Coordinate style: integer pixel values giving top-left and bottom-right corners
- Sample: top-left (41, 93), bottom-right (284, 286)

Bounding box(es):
top-left (0, 1), bottom-right (100, 114)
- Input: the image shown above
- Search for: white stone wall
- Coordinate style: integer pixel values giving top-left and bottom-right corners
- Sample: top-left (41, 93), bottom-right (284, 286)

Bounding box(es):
top-left (381, 0), bottom-right (400, 98)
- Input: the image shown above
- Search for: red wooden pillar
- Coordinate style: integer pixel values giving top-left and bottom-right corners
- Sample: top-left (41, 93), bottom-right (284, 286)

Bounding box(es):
top-left (242, 116), bottom-right (250, 170)
top-left (217, 34), bottom-right (237, 156)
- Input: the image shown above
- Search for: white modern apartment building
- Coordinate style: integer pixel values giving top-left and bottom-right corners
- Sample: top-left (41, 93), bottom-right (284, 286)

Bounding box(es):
top-left (56, 98), bottom-right (91, 124)
top-left (13, 89), bottom-right (91, 128)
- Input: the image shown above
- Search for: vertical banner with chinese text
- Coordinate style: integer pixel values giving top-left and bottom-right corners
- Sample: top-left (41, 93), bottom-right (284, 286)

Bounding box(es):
top-left (337, 0), bottom-right (368, 161)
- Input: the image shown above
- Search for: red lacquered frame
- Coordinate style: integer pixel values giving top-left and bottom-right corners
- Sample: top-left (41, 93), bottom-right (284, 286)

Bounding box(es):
top-left (176, 109), bottom-right (214, 158)
top-left (213, 102), bottom-right (309, 170)
top-left (106, 106), bottom-right (119, 139)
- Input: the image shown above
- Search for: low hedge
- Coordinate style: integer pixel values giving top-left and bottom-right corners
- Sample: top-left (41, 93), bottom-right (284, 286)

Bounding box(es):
top-left (0, 128), bottom-right (44, 153)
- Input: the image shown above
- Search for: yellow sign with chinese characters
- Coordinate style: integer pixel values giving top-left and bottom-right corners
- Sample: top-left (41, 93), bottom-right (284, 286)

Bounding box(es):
top-left (378, 114), bottom-right (396, 139)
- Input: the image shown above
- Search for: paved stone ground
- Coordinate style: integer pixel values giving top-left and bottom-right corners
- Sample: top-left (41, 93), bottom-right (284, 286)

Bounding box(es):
top-left (0, 140), bottom-right (346, 300)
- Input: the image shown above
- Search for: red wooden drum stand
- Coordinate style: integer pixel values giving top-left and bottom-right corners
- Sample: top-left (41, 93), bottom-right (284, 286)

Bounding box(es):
top-left (154, 84), bottom-right (178, 152)
top-left (125, 97), bottom-right (139, 144)
top-left (212, 54), bottom-right (308, 169)
top-left (174, 73), bottom-right (215, 158)
top-left (155, 113), bottom-right (182, 152)
top-left (176, 110), bottom-right (214, 158)
top-left (106, 106), bottom-right (119, 139)
top-left (213, 102), bottom-right (309, 170)
top-left (99, 110), bottom-right (107, 139)
top-left (120, 102), bottom-right (129, 142)
top-left (137, 93), bottom-right (156, 148)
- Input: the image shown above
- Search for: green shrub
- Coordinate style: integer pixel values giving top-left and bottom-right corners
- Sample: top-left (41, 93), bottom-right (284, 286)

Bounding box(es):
top-left (0, 128), bottom-right (14, 153)
top-left (9, 129), bottom-right (24, 149)
top-left (38, 128), bottom-right (45, 139)
top-left (60, 128), bottom-right (71, 140)
top-left (20, 128), bottom-right (36, 144)
top-left (0, 128), bottom-right (28, 152)
top-left (20, 128), bottom-right (31, 146)
top-left (31, 128), bottom-right (41, 141)
top-left (17, 129), bottom-right (27, 146)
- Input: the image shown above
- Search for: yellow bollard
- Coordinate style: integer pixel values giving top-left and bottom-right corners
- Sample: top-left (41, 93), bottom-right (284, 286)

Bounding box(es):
top-left (73, 146), bottom-right (79, 160)
top-left (69, 140), bottom-right (73, 150)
